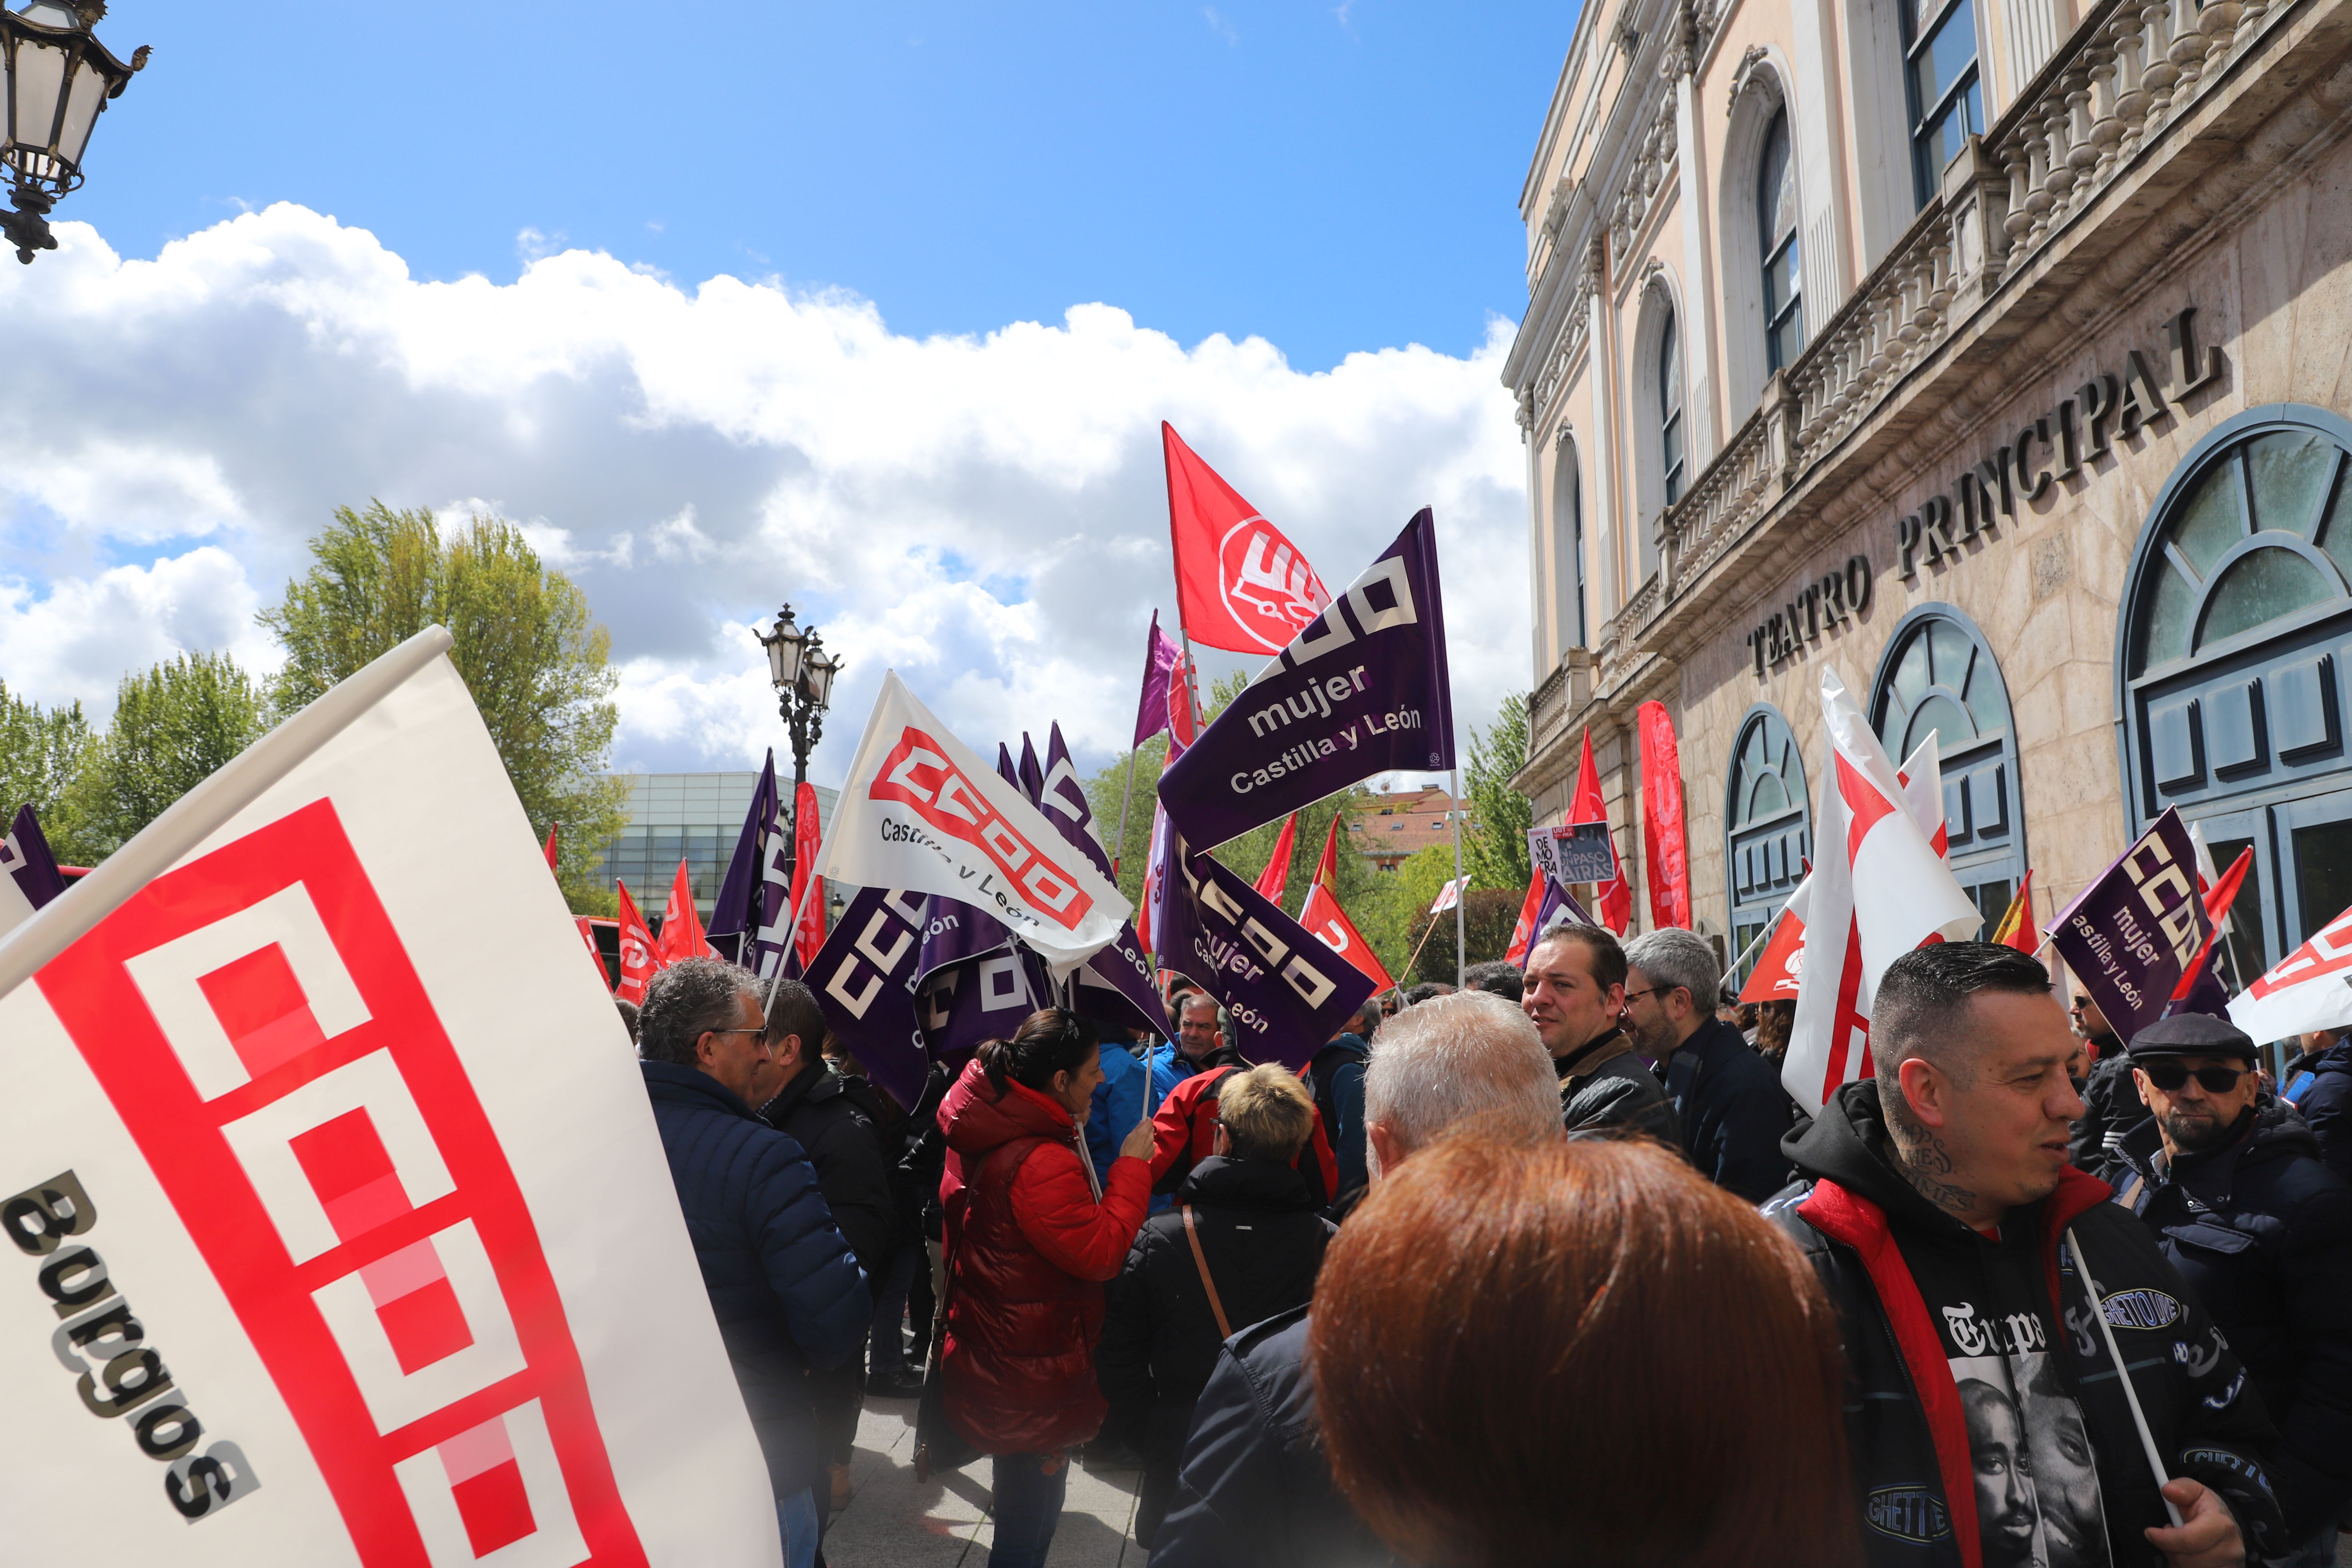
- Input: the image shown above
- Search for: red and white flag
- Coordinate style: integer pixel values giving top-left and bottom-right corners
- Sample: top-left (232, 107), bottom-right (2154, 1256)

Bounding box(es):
top-left (1162, 422), bottom-right (1331, 655)
top-left (614, 879), bottom-right (661, 1004)
top-left (2230, 900), bottom-right (2352, 1041)
top-left (820, 670), bottom-right (1131, 974)
top-left (1783, 670), bottom-right (1982, 1113)
top-left (1299, 814), bottom-right (1393, 990)
top-left (1429, 876), bottom-right (1470, 914)
top-left (0, 628), bottom-right (781, 1564)
top-left (1254, 812), bottom-right (1299, 904)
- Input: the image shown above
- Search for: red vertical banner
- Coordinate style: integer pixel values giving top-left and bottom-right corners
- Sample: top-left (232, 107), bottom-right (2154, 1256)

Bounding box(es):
top-left (1637, 701), bottom-right (1690, 931)
top-left (789, 781), bottom-right (826, 969)
top-left (613, 883), bottom-right (659, 1004)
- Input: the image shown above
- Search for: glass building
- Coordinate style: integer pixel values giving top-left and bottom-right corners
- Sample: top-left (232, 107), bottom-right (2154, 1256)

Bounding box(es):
top-left (593, 773), bottom-right (838, 922)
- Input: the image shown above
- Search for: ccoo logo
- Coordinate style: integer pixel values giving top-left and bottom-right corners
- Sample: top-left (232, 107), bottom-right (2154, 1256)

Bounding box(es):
top-left (1218, 518), bottom-right (1331, 653)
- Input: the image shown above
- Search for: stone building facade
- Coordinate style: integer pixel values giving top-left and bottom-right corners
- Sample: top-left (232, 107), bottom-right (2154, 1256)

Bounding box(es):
top-left (1505, 0), bottom-right (2352, 986)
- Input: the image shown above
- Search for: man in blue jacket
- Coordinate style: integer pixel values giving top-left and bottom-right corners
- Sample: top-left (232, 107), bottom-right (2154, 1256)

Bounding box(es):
top-left (2283, 1026), bottom-right (2352, 1180)
top-left (1623, 927), bottom-right (1794, 1202)
top-left (638, 959), bottom-right (869, 1568)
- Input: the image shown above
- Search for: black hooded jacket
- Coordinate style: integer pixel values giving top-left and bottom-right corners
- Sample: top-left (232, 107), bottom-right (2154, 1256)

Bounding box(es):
top-left (2111, 1097), bottom-right (2352, 1537)
top-left (2067, 1048), bottom-right (2150, 1177)
top-left (1763, 1080), bottom-right (2285, 1567)
top-left (1554, 1024), bottom-right (1681, 1147)
top-left (759, 1061), bottom-right (899, 1288)
top-left (1096, 1155), bottom-right (1333, 1426)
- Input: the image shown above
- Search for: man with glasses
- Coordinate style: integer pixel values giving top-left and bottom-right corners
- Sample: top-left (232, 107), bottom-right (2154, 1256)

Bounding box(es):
top-left (2110, 1013), bottom-right (2352, 1565)
top-left (638, 958), bottom-right (868, 1568)
top-left (1622, 927), bottom-right (1788, 1200)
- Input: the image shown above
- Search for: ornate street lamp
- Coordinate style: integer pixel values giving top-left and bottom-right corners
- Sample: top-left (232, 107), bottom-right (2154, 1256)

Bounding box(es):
top-left (0, 2), bottom-right (149, 264)
top-left (758, 603), bottom-right (842, 882)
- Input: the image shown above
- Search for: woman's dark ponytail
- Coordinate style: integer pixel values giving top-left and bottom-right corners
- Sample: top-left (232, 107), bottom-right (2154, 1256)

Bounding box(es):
top-left (977, 1009), bottom-right (1098, 1094)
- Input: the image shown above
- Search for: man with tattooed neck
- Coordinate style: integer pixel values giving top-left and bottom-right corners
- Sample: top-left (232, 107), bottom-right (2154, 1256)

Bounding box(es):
top-left (1764, 942), bottom-right (2285, 1568)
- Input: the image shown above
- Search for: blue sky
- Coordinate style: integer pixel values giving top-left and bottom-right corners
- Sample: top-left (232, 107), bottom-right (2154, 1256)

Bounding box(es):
top-left (0, 2), bottom-right (1564, 783)
top-left (70, 1), bottom-right (1570, 371)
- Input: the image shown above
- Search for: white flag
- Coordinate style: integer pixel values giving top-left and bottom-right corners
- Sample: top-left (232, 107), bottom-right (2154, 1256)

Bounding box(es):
top-left (2228, 902), bottom-right (2352, 1041)
top-left (1896, 734), bottom-right (1948, 858)
top-left (820, 669), bottom-right (1132, 974)
top-left (0, 628), bottom-right (782, 1566)
top-left (1782, 670), bottom-right (1983, 1113)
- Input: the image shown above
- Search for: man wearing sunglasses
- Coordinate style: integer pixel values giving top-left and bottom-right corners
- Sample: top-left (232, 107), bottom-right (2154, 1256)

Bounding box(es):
top-left (2111, 1013), bottom-right (2352, 1564)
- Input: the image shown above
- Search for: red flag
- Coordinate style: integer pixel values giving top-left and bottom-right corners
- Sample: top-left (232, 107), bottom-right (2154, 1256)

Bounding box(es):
top-left (1738, 907), bottom-right (1808, 1002)
top-left (615, 880), bottom-right (661, 1004)
top-left (1504, 871), bottom-right (1547, 966)
top-left (2169, 849), bottom-right (2252, 1002)
top-left (1637, 701), bottom-right (1690, 931)
top-left (788, 780), bottom-right (827, 969)
top-left (1992, 869), bottom-right (2041, 954)
top-left (1301, 880), bottom-right (1395, 991)
top-left (543, 821), bottom-right (561, 873)
top-left (1162, 421), bottom-right (1331, 655)
top-left (1255, 812), bottom-right (1299, 903)
top-left (1571, 731), bottom-right (1634, 935)
top-left (576, 916), bottom-right (614, 991)
top-left (656, 858), bottom-right (713, 966)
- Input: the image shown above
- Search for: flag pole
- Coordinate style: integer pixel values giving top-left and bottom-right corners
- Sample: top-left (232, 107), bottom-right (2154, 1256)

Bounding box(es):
top-left (2066, 1226), bottom-right (2188, 1528)
top-left (765, 818), bottom-right (835, 1009)
top-left (1402, 906), bottom-right (1447, 987)
top-left (1727, 905), bottom-right (1783, 978)
top-left (1451, 770), bottom-right (1466, 988)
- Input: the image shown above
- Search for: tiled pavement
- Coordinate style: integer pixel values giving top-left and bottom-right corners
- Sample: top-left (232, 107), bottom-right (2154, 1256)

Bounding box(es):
top-left (819, 1389), bottom-right (1147, 1567)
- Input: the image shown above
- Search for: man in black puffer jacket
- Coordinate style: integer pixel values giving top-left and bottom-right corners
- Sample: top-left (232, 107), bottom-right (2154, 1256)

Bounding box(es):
top-left (1764, 943), bottom-right (2285, 1568)
top-left (638, 960), bottom-right (868, 1568)
top-left (1097, 1064), bottom-right (1335, 1549)
top-left (2107, 1013), bottom-right (2352, 1555)
top-left (754, 978), bottom-right (900, 1516)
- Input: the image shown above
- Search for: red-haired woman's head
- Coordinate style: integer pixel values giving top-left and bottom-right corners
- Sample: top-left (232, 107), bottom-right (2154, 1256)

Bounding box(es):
top-left (1308, 1134), bottom-right (1859, 1568)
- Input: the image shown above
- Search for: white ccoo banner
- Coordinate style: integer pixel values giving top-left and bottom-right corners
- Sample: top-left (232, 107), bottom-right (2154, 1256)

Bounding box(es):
top-left (820, 670), bottom-right (1132, 974)
top-left (0, 629), bottom-right (781, 1566)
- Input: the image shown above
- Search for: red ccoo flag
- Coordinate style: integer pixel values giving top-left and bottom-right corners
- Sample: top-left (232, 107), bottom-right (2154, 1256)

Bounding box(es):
top-left (788, 780), bottom-right (827, 969)
top-left (1299, 813), bottom-right (1393, 991)
top-left (656, 858), bottom-right (715, 966)
top-left (615, 880), bottom-right (661, 1004)
top-left (1162, 421), bottom-right (1331, 655)
top-left (1254, 812), bottom-right (1299, 904)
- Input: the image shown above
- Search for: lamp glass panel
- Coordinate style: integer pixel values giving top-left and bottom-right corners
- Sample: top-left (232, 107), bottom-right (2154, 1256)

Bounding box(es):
top-left (54, 61), bottom-right (105, 166)
top-left (765, 629), bottom-right (804, 689)
top-left (11, 40), bottom-right (66, 150)
top-left (16, 2), bottom-right (77, 28)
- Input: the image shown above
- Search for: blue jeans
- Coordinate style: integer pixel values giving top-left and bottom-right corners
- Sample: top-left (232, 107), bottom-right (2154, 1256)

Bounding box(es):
top-left (987, 1452), bottom-right (1070, 1568)
top-left (776, 1488), bottom-right (819, 1568)
top-left (868, 1244), bottom-right (921, 1375)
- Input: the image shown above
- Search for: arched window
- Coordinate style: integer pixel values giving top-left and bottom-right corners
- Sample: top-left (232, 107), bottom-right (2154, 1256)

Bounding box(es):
top-left (1659, 310), bottom-right (1685, 507)
top-left (1869, 605), bottom-right (2024, 929)
top-left (2120, 407), bottom-right (2352, 978)
top-left (1900, 0), bottom-right (1983, 207)
top-left (1725, 704), bottom-right (1810, 983)
top-left (1758, 108), bottom-right (1803, 373)
top-left (1554, 437), bottom-right (1587, 652)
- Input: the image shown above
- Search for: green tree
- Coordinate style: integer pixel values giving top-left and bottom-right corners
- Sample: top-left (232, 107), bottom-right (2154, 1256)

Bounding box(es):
top-left (259, 501), bottom-right (628, 914)
top-left (0, 679), bottom-right (91, 833)
top-left (1462, 692), bottom-right (1532, 896)
top-left (60, 653), bottom-right (270, 859)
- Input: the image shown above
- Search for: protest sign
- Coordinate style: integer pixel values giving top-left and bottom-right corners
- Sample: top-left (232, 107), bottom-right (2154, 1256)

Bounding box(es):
top-left (1155, 828), bottom-right (1375, 1069)
top-left (0, 628), bottom-right (778, 1566)
top-left (1158, 510), bottom-right (1454, 847)
top-left (2049, 808), bottom-right (2209, 1047)
top-left (821, 671), bottom-right (1131, 974)
top-left (1534, 822), bottom-right (1616, 885)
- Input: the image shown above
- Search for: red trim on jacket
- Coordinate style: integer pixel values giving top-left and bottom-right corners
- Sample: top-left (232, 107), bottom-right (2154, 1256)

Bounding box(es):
top-left (2034, 1165), bottom-right (2115, 1318)
top-left (1147, 1064), bottom-right (1338, 1202)
top-left (1798, 1179), bottom-right (1984, 1568)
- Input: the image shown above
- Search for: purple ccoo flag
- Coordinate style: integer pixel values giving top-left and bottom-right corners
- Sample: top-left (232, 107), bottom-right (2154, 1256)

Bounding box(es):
top-left (0, 804), bottom-right (68, 932)
top-left (1038, 723), bottom-right (1167, 1036)
top-left (2049, 807), bottom-right (2211, 1047)
top-left (799, 885), bottom-right (932, 1111)
top-left (1159, 509), bottom-right (1453, 847)
top-left (1018, 733), bottom-right (1045, 807)
top-left (708, 750), bottom-right (782, 969)
top-left (1156, 827), bottom-right (1376, 1069)
top-left (920, 945), bottom-right (1050, 1074)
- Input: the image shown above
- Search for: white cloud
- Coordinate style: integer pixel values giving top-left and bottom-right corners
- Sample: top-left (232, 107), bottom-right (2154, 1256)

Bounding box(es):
top-left (0, 203), bottom-right (1529, 787)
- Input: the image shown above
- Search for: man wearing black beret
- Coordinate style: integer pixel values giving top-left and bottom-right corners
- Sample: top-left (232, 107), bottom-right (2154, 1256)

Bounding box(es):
top-left (2111, 1012), bottom-right (2352, 1562)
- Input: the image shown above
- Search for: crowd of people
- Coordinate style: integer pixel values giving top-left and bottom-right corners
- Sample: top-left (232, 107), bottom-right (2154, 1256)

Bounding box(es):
top-left (628, 920), bottom-right (2352, 1568)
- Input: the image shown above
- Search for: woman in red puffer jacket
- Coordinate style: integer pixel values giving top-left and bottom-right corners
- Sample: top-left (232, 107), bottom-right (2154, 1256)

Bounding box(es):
top-left (936, 1009), bottom-right (1154, 1568)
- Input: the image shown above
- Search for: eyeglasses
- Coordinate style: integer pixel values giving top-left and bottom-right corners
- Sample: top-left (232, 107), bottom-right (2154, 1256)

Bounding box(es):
top-left (2141, 1061), bottom-right (2249, 1094)
top-left (1622, 988), bottom-right (1671, 1006)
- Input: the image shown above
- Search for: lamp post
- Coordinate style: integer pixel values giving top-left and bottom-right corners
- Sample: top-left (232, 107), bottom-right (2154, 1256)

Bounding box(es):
top-left (757, 603), bottom-right (842, 882)
top-left (0, 3), bottom-right (149, 265)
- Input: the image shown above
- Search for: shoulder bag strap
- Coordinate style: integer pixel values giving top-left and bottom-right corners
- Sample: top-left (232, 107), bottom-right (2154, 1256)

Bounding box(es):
top-left (1181, 1204), bottom-right (1233, 1339)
